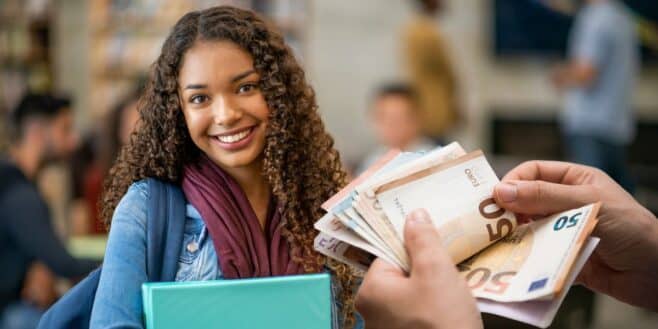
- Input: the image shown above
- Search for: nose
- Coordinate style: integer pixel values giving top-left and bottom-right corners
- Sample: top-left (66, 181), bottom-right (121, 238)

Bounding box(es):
top-left (212, 95), bottom-right (242, 127)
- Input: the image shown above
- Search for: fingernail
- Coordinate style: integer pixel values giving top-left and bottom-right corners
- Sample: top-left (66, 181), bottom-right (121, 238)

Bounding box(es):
top-left (408, 209), bottom-right (431, 224)
top-left (496, 182), bottom-right (518, 203)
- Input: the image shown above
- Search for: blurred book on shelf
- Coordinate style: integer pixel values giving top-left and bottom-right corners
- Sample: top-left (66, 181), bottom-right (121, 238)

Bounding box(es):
top-left (87, 0), bottom-right (310, 119)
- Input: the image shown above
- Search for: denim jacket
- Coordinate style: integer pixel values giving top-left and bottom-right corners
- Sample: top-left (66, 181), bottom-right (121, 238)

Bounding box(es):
top-left (89, 180), bottom-right (362, 329)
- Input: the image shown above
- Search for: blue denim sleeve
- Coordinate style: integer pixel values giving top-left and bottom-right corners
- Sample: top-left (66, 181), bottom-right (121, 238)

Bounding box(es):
top-left (329, 270), bottom-right (364, 329)
top-left (90, 181), bottom-right (149, 329)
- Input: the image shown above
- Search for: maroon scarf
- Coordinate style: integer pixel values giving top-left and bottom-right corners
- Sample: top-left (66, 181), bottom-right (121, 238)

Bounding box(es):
top-left (181, 155), bottom-right (302, 278)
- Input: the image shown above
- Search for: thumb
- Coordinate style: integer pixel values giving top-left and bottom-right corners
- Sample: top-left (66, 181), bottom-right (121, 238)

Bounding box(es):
top-left (404, 209), bottom-right (453, 281)
top-left (494, 180), bottom-right (598, 216)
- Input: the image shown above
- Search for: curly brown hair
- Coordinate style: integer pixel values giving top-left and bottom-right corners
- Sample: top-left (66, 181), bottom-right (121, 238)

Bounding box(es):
top-left (100, 5), bottom-right (358, 327)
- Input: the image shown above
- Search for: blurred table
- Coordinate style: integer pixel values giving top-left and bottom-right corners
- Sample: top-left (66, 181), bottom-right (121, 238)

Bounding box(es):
top-left (67, 235), bottom-right (107, 260)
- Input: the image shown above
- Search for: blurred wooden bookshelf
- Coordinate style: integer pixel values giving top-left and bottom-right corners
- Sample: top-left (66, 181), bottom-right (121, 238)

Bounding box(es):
top-left (0, 0), bottom-right (53, 115)
top-left (0, 0), bottom-right (55, 151)
top-left (86, 0), bottom-right (311, 120)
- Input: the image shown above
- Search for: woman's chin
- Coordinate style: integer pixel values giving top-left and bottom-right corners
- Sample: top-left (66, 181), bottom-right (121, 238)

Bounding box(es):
top-left (206, 150), bottom-right (262, 170)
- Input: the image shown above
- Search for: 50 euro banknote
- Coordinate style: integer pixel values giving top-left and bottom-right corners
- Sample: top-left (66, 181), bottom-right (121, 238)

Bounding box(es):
top-left (316, 143), bottom-right (468, 271)
top-left (370, 150), bottom-right (518, 265)
top-left (313, 144), bottom-right (602, 327)
top-left (458, 203), bottom-right (599, 303)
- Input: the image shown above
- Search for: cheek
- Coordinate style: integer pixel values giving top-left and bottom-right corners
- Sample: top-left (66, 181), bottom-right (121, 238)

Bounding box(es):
top-left (182, 110), bottom-right (206, 139)
top-left (47, 129), bottom-right (68, 154)
top-left (181, 111), bottom-right (210, 152)
top-left (246, 94), bottom-right (270, 123)
top-left (51, 127), bottom-right (67, 147)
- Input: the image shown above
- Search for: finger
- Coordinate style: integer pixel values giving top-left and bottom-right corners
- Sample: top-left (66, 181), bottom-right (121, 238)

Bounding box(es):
top-left (367, 257), bottom-right (404, 277)
top-left (404, 209), bottom-right (453, 281)
top-left (356, 259), bottom-right (405, 315)
top-left (494, 180), bottom-right (598, 216)
top-left (358, 258), bottom-right (406, 304)
top-left (502, 160), bottom-right (585, 184)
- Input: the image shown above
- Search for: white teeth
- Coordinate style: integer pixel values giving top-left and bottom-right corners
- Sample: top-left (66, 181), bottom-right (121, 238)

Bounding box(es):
top-left (216, 128), bottom-right (251, 143)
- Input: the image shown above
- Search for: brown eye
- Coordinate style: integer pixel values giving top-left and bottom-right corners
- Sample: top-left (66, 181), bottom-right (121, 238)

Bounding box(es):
top-left (190, 95), bottom-right (209, 104)
top-left (237, 83), bottom-right (258, 94)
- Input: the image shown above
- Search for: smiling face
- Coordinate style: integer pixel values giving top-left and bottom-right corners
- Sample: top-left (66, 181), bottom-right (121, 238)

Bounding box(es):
top-left (178, 40), bottom-right (269, 172)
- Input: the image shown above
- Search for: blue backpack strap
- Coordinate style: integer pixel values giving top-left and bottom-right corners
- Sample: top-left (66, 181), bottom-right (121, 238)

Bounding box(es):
top-left (145, 178), bottom-right (186, 282)
top-left (37, 179), bottom-right (186, 329)
top-left (36, 268), bottom-right (102, 329)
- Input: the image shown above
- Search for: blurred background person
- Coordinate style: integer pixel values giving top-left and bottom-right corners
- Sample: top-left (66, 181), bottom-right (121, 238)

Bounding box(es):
top-left (68, 135), bottom-right (102, 236)
top-left (102, 87), bottom-right (141, 175)
top-left (68, 85), bottom-right (141, 236)
top-left (356, 83), bottom-right (435, 174)
top-left (0, 93), bottom-right (97, 329)
top-left (552, 0), bottom-right (639, 192)
top-left (547, 10), bottom-right (640, 322)
top-left (402, 0), bottom-right (461, 143)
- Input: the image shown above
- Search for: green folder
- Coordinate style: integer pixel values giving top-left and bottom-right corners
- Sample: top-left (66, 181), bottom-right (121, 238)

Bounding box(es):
top-left (142, 273), bottom-right (333, 329)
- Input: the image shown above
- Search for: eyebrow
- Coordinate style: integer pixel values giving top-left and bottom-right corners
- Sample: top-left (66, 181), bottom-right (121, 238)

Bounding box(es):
top-left (231, 69), bottom-right (257, 83)
top-left (184, 84), bottom-right (207, 90)
top-left (182, 70), bottom-right (257, 90)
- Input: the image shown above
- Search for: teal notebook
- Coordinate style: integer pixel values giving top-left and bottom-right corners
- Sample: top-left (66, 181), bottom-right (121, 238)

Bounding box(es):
top-left (142, 273), bottom-right (332, 329)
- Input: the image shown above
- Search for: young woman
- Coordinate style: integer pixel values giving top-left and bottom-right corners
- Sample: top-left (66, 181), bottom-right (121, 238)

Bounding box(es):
top-left (90, 6), bottom-right (359, 328)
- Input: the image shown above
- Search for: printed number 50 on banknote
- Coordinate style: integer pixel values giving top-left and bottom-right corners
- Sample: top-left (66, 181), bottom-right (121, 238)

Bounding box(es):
top-left (372, 151), bottom-right (518, 264)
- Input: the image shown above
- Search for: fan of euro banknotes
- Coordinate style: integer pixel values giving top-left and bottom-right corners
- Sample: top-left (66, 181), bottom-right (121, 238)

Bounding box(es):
top-left (313, 142), bottom-right (601, 328)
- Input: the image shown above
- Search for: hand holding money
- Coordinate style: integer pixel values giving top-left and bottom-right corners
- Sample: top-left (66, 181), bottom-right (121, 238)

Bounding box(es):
top-left (314, 143), bottom-right (602, 327)
top-left (356, 209), bottom-right (483, 329)
top-left (494, 160), bottom-right (658, 312)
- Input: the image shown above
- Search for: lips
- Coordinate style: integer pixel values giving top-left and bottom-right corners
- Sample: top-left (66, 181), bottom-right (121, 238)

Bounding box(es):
top-left (216, 127), bottom-right (253, 143)
top-left (209, 125), bottom-right (258, 151)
